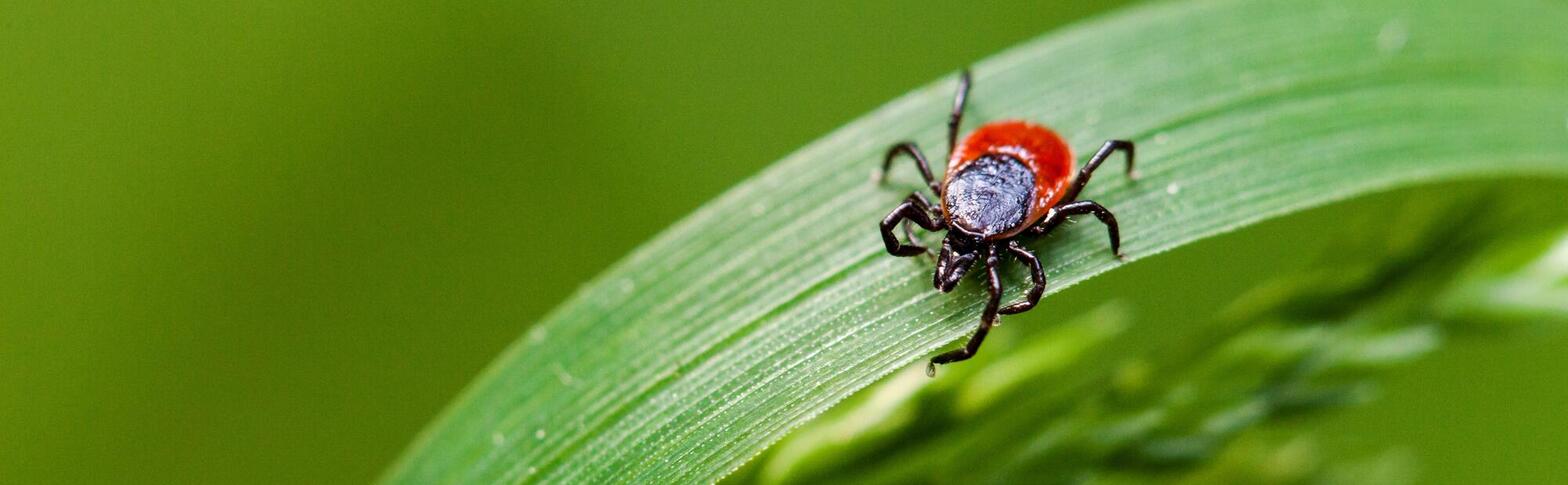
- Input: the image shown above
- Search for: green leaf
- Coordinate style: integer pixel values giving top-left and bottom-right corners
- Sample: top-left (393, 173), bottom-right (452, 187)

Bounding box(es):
top-left (744, 192), bottom-right (1567, 484)
top-left (382, 0), bottom-right (1568, 483)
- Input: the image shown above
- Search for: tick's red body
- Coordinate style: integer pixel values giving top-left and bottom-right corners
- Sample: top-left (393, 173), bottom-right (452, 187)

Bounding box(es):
top-left (944, 121), bottom-right (1075, 240)
top-left (877, 70), bottom-right (1137, 376)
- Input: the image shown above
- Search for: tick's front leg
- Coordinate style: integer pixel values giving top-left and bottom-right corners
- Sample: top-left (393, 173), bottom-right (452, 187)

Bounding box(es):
top-left (928, 245), bottom-right (1002, 376)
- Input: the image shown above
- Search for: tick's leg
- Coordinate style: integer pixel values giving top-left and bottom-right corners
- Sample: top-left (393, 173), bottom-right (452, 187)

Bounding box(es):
top-left (900, 190), bottom-right (941, 259)
top-left (1029, 200), bottom-right (1122, 258)
top-left (1061, 139), bottom-right (1136, 203)
top-left (999, 241), bottom-right (1046, 315)
top-left (947, 69), bottom-right (972, 158)
top-left (902, 220), bottom-right (937, 263)
top-left (928, 245), bottom-right (1002, 376)
top-left (880, 192), bottom-right (944, 257)
top-left (878, 142), bottom-right (942, 197)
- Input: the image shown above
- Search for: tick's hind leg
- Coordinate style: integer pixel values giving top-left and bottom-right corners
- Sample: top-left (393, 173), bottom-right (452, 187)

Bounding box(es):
top-left (947, 69), bottom-right (972, 157)
top-left (1060, 140), bottom-right (1136, 203)
top-left (880, 192), bottom-right (944, 257)
top-left (878, 142), bottom-right (941, 197)
top-left (999, 241), bottom-right (1046, 315)
top-left (1029, 200), bottom-right (1123, 258)
top-left (928, 244), bottom-right (1002, 376)
top-left (877, 69), bottom-right (971, 196)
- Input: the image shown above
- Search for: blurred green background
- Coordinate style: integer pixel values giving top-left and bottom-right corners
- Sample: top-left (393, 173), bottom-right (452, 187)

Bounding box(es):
top-left (3, 1), bottom-right (1566, 484)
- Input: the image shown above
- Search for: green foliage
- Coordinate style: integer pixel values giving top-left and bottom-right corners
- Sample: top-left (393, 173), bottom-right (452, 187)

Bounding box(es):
top-left (742, 190), bottom-right (1568, 484)
top-left (382, 0), bottom-right (1568, 483)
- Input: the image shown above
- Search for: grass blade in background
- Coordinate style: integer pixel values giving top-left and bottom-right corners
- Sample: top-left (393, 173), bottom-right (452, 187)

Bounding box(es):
top-left (382, 0), bottom-right (1568, 482)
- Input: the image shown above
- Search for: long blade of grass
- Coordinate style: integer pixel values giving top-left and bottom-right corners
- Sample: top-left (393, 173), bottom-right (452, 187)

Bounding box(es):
top-left (382, 0), bottom-right (1568, 482)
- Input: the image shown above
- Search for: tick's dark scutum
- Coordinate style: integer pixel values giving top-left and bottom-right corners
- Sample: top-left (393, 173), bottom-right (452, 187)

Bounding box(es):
top-left (942, 154), bottom-right (1036, 238)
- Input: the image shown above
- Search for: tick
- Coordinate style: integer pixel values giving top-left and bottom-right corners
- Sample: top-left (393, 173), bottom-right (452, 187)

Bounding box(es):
top-left (876, 69), bottom-right (1136, 377)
